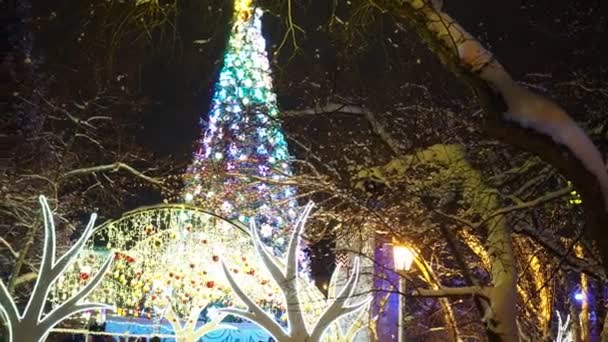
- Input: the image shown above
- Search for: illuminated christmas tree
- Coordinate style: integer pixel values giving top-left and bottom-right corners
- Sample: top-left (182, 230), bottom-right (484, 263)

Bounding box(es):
top-left (182, 0), bottom-right (300, 257)
top-left (47, 2), bottom-right (320, 338)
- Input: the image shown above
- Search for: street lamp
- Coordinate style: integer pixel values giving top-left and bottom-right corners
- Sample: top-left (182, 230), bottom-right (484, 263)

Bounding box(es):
top-left (393, 245), bottom-right (415, 342)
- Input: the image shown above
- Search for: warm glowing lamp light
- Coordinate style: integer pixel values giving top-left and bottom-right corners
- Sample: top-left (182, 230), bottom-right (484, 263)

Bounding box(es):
top-left (393, 244), bottom-right (414, 342)
top-left (393, 245), bottom-right (415, 272)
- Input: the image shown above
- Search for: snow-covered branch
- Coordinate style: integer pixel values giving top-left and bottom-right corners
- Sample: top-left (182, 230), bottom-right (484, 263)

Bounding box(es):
top-left (285, 102), bottom-right (404, 155)
top-left (13, 272), bottom-right (38, 287)
top-left (359, 144), bottom-right (519, 339)
top-left (284, 103), bottom-right (367, 116)
top-left (513, 225), bottom-right (606, 281)
top-left (61, 162), bottom-right (163, 186)
top-left (389, 0), bottom-right (608, 271)
top-left (398, 0), bottom-right (608, 203)
top-left (480, 186), bottom-right (571, 224)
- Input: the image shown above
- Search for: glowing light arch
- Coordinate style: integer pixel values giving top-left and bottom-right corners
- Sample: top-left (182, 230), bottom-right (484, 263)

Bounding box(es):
top-left (51, 203), bottom-right (326, 340)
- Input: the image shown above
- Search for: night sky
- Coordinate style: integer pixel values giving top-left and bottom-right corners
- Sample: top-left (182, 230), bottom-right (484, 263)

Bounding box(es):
top-left (134, 0), bottom-right (608, 158)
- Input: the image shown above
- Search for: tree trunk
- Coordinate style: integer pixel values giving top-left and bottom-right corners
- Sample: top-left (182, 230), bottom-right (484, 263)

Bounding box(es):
top-left (485, 223), bottom-right (518, 342)
top-left (575, 245), bottom-right (590, 342)
top-left (8, 221), bottom-right (37, 294)
top-left (419, 145), bottom-right (519, 341)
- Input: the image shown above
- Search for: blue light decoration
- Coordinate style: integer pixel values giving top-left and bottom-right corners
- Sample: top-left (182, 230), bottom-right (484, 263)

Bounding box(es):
top-left (574, 291), bottom-right (585, 302)
top-left (182, 0), bottom-right (307, 267)
top-left (105, 317), bottom-right (271, 342)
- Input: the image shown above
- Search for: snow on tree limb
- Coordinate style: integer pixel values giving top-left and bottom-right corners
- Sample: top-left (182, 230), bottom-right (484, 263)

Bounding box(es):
top-left (284, 102), bottom-right (404, 155)
top-left (0, 195), bottom-right (113, 342)
top-left (513, 225), bottom-right (606, 281)
top-left (0, 237), bottom-right (19, 259)
top-left (387, 0), bottom-right (608, 271)
top-left (60, 162), bottom-right (164, 186)
top-left (395, 0), bottom-right (608, 207)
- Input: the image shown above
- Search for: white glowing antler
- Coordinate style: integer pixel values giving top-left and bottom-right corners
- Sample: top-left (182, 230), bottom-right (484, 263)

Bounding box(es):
top-left (322, 261), bottom-right (372, 341)
top-left (555, 311), bottom-right (574, 342)
top-left (220, 202), bottom-right (371, 342)
top-left (165, 305), bottom-right (233, 342)
top-left (0, 196), bottom-right (113, 342)
top-left (309, 258), bottom-right (372, 341)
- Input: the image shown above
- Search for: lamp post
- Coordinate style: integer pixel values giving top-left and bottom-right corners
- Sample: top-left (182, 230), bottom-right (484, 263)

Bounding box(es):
top-left (393, 245), bottom-right (415, 342)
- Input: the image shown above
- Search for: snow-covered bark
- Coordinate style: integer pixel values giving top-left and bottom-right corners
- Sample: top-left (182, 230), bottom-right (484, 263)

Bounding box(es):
top-left (220, 202), bottom-right (371, 342)
top-left (0, 196), bottom-right (113, 342)
top-left (411, 145), bottom-right (518, 341)
top-left (472, 53), bottom-right (608, 211)
top-left (391, 0), bottom-right (608, 271)
top-left (396, 0), bottom-right (607, 204)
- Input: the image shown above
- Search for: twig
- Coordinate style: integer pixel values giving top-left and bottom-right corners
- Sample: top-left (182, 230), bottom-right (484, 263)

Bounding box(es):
top-left (60, 162), bottom-right (163, 186)
top-left (0, 237), bottom-right (19, 258)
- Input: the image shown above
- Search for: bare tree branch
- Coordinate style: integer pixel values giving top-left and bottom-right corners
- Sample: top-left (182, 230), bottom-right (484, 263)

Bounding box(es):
top-left (413, 286), bottom-right (491, 299)
top-left (60, 162), bottom-right (163, 186)
top-left (285, 102), bottom-right (404, 155)
top-left (0, 237), bottom-right (19, 258)
top-left (513, 225), bottom-right (606, 281)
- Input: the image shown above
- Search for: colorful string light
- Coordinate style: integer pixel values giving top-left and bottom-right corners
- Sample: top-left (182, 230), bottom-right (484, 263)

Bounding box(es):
top-left (182, 4), bottom-right (303, 263)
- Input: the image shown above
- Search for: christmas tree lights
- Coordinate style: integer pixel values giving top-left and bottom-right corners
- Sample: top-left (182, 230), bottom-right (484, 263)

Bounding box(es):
top-left (48, 1), bottom-right (317, 337)
top-left (182, 1), bottom-right (300, 259)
